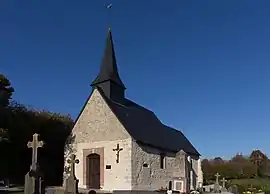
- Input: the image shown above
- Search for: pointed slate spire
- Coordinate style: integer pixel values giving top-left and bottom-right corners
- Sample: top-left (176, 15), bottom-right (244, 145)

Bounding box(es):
top-left (91, 28), bottom-right (126, 102)
top-left (91, 27), bottom-right (126, 89)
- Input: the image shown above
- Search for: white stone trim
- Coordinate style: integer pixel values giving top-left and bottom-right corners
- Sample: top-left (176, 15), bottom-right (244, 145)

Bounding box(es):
top-left (173, 180), bottom-right (184, 192)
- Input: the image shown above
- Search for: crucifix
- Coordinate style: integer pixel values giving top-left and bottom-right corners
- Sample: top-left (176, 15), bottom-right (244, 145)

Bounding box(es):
top-left (27, 133), bottom-right (44, 171)
top-left (67, 154), bottom-right (79, 178)
top-left (221, 177), bottom-right (227, 188)
top-left (113, 144), bottom-right (123, 163)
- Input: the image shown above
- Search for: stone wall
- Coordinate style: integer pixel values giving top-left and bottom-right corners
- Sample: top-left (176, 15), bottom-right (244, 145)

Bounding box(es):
top-left (62, 88), bottom-right (203, 192)
top-left (71, 89), bottom-right (130, 143)
top-left (189, 156), bottom-right (203, 189)
top-left (131, 141), bottom-right (202, 192)
top-left (64, 89), bottom-right (133, 190)
top-left (131, 141), bottom-right (176, 190)
top-left (76, 139), bottom-right (132, 190)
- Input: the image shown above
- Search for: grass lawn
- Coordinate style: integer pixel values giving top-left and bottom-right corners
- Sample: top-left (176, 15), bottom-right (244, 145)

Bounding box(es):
top-left (229, 178), bottom-right (270, 190)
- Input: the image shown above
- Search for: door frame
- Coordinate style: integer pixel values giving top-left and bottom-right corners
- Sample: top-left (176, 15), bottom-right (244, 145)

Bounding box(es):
top-left (86, 153), bottom-right (100, 189)
top-left (83, 148), bottom-right (104, 188)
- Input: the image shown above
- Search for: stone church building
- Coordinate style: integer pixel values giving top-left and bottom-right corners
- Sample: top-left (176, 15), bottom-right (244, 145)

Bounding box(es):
top-left (64, 28), bottom-right (203, 192)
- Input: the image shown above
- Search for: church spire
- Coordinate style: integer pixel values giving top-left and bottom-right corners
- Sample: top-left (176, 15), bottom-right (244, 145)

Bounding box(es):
top-left (91, 28), bottom-right (126, 102)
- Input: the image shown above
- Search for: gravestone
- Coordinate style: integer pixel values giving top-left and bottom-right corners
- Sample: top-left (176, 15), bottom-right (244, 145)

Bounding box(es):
top-left (228, 185), bottom-right (238, 194)
top-left (213, 173), bottom-right (221, 193)
top-left (65, 154), bottom-right (79, 194)
top-left (221, 177), bottom-right (227, 192)
top-left (24, 133), bottom-right (44, 194)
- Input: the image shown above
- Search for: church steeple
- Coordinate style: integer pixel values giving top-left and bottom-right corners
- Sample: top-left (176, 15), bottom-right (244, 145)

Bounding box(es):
top-left (91, 28), bottom-right (126, 102)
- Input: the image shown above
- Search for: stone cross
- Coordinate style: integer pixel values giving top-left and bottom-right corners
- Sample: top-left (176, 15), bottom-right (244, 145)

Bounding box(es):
top-left (215, 172), bottom-right (220, 184)
top-left (221, 177), bottom-right (227, 188)
top-left (65, 154), bottom-right (79, 194)
top-left (213, 172), bottom-right (221, 192)
top-left (113, 143), bottom-right (123, 163)
top-left (221, 177), bottom-right (228, 191)
top-left (25, 133), bottom-right (44, 194)
top-left (67, 154), bottom-right (79, 178)
top-left (27, 133), bottom-right (44, 171)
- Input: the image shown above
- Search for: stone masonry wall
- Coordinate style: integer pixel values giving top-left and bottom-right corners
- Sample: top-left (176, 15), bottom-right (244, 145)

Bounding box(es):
top-left (196, 158), bottom-right (203, 187)
top-left (72, 89), bottom-right (130, 143)
top-left (190, 156), bottom-right (203, 189)
top-left (76, 139), bottom-right (132, 190)
top-left (64, 89), bottom-right (132, 190)
top-left (131, 141), bottom-right (176, 190)
top-left (131, 140), bottom-right (202, 191)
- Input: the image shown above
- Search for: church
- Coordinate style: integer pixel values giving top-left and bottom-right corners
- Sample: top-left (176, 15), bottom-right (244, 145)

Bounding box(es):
top-left (64, 28), bottom-right (203, 192)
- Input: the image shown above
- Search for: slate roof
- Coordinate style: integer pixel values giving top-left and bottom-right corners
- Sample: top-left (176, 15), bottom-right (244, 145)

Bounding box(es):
top-left (91, 28), bottom-right (126, 89)
top-left (97, 87), bottom-right (200, 156)
top-left (78, 27), bottom-right (200, 156)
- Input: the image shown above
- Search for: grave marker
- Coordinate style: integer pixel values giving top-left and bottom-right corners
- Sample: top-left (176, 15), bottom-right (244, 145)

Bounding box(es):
top-left (221, 177), bottom-right (227, 191)
top-left (65, 154), bottom-right (79, 194)
top-left (24, 133), bottom-right (44, 194)
top-left (213, 172), bottom-right (221, 192)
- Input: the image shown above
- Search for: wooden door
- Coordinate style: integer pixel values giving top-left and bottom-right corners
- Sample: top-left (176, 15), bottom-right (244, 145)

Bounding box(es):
top-left (86, 154), bottom-right (100, 189)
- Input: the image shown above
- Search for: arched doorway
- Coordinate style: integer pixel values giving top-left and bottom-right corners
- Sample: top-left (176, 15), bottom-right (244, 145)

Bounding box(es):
top-left (86, 153), bottom-right (100, 189)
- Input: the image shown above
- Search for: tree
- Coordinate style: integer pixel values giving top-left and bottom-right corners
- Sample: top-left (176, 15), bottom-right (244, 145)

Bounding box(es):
top-left (0, 74), bottom-right (74, 185)
top-left (229, 154), bottom-right (256, 179)
top-left (201, 159), bottom-right (213, 184)
top-left (249, 150), bottom-right (268, 176)
top-left (258, 159), bottom-right (270, 178)
top-left (0, 74), bottom-right (14, 107)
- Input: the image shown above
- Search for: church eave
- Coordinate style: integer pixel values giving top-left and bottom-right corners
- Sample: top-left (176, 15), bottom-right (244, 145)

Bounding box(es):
top-left (136, 140), bottom-right (200, 156)
top-left (96, 87), bottom-right (201, 157)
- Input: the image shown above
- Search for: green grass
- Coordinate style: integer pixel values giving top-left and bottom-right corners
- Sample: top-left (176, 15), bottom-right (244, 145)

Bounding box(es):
top-left (229, 178), bottom-right (270, 191)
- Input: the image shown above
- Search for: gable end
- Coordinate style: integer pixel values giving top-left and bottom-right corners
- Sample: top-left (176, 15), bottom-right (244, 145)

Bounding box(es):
top-left (71, 88), bottom-right (132, 143)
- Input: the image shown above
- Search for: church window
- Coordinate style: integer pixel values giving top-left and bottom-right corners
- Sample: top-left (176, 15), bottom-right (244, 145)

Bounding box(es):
top-left (160, 153), bottom-right (166, 169)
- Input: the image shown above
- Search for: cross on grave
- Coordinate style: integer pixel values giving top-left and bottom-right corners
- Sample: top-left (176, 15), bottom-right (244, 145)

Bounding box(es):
top-left (65, 154), bottom-right (79, 194)
top-left (25, 133), bottom-right (44, 194)
top-left (221, 177), bottom-right (227, 188)
top-left (67, 154), bottom-right (79, 178)
top-left (215, 172), bottom-right (221, 184)
top-left (113, 143), bottom-right (123, 163)
top-left (213, 172), bottom-right (221, 193)
top-left (221, 177), bottom-right (228, 191)
top-left (27, 133), bottom-right (44, 171)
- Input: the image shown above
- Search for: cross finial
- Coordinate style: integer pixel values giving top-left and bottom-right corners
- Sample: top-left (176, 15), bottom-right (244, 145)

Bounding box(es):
top-left (67, 154), bottom-right (79, 178)
top-left (105, 3), bottom-right (113, 29)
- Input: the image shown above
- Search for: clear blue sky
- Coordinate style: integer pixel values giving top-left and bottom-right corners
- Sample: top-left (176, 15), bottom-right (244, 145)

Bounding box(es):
top-left (1, 0), bottom-right (270, 159)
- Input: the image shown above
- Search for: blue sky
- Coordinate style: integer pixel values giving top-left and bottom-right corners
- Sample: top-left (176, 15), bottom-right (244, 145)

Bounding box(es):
top-left (1, 0), bottom-right (270, 159)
